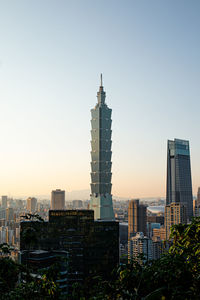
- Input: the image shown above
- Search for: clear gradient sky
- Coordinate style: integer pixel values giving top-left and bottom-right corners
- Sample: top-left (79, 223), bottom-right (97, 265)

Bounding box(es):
top-left (0, 0), bottom-right (200, 198)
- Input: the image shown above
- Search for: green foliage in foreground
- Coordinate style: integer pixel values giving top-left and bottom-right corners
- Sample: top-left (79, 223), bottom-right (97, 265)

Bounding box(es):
top-left (0, 217), bottom-right (200, 300)
top-left (0, 258), bottom-right (61, 300)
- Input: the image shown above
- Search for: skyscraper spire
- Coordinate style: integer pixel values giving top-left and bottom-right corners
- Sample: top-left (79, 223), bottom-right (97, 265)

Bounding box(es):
top-left (100, 73), bottom-right (103, 87)
top-left (97, 73), bottom-right (105, 105)
top-left (90, 76), bottom-right (114, 220)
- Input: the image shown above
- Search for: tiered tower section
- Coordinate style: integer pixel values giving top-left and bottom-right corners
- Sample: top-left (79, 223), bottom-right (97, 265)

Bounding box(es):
top-left (89, 75), bottom-right (114, 220)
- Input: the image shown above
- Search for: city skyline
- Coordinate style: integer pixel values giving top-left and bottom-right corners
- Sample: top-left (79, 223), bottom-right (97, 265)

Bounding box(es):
top-left (0, 1), bottom-right (200, 198)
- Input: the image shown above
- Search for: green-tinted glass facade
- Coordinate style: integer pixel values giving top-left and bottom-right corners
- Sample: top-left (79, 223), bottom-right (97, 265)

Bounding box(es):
top-left (90, 77), bottom-right (114, 220)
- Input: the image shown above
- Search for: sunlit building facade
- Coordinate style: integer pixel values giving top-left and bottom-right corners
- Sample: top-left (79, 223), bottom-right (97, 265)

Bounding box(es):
top-left (27, 197), bottom-right (37, 213)
top-left (165, 202), bottom-right (187, 239)
top-left (51, 189), bottom-right (65, 210)
top-left (128, 199), bottom-right (147, 238)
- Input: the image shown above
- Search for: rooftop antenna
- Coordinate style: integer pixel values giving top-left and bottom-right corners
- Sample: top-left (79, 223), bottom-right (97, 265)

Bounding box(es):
top-left (100, 73), bottom-right (103, 87)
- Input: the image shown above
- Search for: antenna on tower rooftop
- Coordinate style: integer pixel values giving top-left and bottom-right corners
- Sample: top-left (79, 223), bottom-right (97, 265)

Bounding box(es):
top-left (100, 73), bottom-right (103, 87)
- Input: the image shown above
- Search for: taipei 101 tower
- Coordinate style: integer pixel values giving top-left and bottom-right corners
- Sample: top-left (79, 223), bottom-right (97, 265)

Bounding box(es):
top-left (89, 75), bottom-right (114, 220)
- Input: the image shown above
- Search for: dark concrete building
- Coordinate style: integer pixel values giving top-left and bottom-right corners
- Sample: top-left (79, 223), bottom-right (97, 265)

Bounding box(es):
top-left (147, 215), bottom-right (164, 225)
top-left (20, 210), bottom-right (119, 289)
top-left (119, 222), bottom-right (128, 245)
top-left (20, 250), bottom-right (68, 294)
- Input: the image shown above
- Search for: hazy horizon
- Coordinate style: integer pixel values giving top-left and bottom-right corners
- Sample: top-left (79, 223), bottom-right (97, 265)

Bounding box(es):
top-left (1, 189), bottom-right (165, 202)
top-left (0, 1), bottom-right (200, 198)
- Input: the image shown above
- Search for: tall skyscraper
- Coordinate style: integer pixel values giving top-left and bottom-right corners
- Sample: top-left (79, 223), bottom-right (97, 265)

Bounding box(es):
top-left (128, 199), bottom-right (147, 238)
top-left (89, 75), bottom-right (114, 220)
top-left (166, 138), bottom-right (193, 220)
top-left (51, 189), bottom-right (65, 210)
top-left (27, 197), bottom-right (37, 213)
top-left (1, 196), bottom-right (7, 209)
top-left (193, 187), bottom-right (200, 217)
top-left (193, 199), bottom-right (200, 217)
top-left (6, 207), bottom-right (14, 221)
top-left (197, 187), bottom-right (200, 205)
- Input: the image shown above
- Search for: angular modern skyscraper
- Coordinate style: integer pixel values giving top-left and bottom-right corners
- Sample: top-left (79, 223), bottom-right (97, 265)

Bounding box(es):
top-left (166, 138), bottom-right (193, 220)
top-left (89, 75), bottom-right (114, 220)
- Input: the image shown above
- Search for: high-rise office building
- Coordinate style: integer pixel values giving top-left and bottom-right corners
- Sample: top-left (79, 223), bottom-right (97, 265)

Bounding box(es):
top-left (20, 210), bottom-right (119, 290)
top-left (0, 227), bottom-right (6, 244)
top-left (89, 75), bottom-right (114, 220)
top-left (193, 199), bottom-right (200, 217)
top-left (128, 199), bottom-right (147, 238)
top-left (197, 187), bottom-right (200, 205)
top-left (6, 207), bottom-right (14, 221)
top-left (193, 187), bottom-right (200, 217)
top-left (152, 227), bottom-right (166, 241)
top-left (6, 228), bottom-right (14, 245)
top-left (166, 138), bottom-right (193, 220)
top-left (27, 197), bottom-right (37, 213)
top-left (128, 232), bottom-right (153, 263)
top-left (1, 196), bottom-right (7, 209)
top-left (51, 189), bottom-right (65, 210)
top-left (152, 240), bottom-right (164, 260)
top-left (165, 202), bottom-right (187, 239)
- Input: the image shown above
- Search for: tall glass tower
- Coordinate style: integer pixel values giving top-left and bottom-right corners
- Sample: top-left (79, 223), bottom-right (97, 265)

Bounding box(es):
top-left (166, 138), bottom-right (193, 220)
top-left (89, 75), bottom-right (114, 220)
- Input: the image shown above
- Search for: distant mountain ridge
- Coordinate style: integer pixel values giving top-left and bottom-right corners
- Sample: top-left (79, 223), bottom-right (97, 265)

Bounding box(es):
top-left (12, 190), bottom-right (164, 202)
